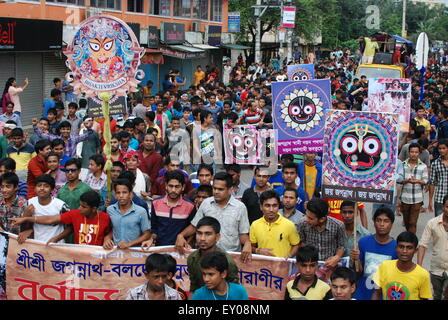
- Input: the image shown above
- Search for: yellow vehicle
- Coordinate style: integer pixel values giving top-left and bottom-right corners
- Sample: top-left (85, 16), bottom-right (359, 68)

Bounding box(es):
top-left (355, 63), bottom-right (406, 79)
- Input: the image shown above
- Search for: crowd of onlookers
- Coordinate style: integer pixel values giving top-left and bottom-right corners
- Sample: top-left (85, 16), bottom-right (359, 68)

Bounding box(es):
top-left (0, 45), bottom-right (448, 300)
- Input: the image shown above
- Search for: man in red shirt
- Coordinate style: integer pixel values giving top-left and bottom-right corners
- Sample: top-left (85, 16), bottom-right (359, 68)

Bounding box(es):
top-left (151, 156), bottom-right (193, 198)
top-left (325, 199), bottom-right (368, 229)
top-left (27, 139), bottom-right (51, 198)
top-left (137, 133), bottom-right (163, 184)
top-left (10, 190), bottom-right (111, 246)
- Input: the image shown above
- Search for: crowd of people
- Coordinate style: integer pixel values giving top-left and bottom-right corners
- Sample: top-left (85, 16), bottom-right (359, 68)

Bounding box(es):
top-left (0, 44), bottom-right (448, 301)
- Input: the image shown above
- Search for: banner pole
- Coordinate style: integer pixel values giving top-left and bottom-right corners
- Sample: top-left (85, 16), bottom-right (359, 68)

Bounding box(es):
top-left (354, 203), bottom-right (361, 273)
top-left (100, 92), bottom-right (113, 202)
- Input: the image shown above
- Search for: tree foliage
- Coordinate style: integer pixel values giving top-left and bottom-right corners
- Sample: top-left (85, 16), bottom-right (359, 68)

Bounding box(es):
top-left (229, 0), bottom-right (448, 48)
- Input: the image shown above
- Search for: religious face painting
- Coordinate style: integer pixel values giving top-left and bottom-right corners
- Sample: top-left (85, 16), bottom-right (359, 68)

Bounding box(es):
top-left (272, 80), bottom-right (331, 154)
top-left (322, 111), bottom-right (399, 204)
top-left (223, 125), bottom-right (276, 165)
top-left (368, 78), bottom-right (411, 132)
top-left (287, 64), bottom-right (315, 81)
top-left (64, 15), bottom-right (145, 97)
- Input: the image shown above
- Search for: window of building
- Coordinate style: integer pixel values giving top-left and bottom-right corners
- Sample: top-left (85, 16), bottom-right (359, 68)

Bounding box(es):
top-left (191, 0), bottom-right (199, 18)
top-left (210, 0), bottom-right (222, 22)
top-left (199, 0), bottom-right (208, 20)
top-left (127, 0), bottom-right (143, 12)
top-left (174, 0), bottom-right (191, 18)
top-left (46, 0), bottom-right (85, 5)
top-left (152, 0), bottom-right (171, 16)
top-left (90, 0), bottom-right (121, 10)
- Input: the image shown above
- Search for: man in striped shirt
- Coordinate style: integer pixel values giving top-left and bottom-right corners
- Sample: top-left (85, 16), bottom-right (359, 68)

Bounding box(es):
top-left (399, 143), bottom-right (429, 234)
top-left (142, 170), bottom-right (194, 247)
top-left (239, 100), bottom-right (265, 127)
top-left (429, 139), bottom-right (448, 217)
top-left (31, 118), bottom-right (94, 159)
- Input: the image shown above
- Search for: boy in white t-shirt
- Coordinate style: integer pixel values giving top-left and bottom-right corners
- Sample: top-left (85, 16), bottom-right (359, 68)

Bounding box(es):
top-left (18, 174), bottom-right (69, 244)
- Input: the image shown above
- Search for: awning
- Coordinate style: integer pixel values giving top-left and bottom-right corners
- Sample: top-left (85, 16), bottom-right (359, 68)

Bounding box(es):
top-left (169, 45), bottom-right (205, 53)
top-left (192, 44), bottom-right (220, 50)
top-left (221, 44), bottom-right (251, 50)
top-left (159, 45), bottom-right (207, 59)
top-left (145, 48), bottom-right (162, 53)
top-left (390, 34), bottom-right (413, 45)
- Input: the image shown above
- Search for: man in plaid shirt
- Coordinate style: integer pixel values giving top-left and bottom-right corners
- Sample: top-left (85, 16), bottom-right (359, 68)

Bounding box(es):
top-left (399, 143), bottom-right (429, 234)
top-left (31, 118), bottom-right (94, 158)
top-left (429, 139), bottom-right (448, 217)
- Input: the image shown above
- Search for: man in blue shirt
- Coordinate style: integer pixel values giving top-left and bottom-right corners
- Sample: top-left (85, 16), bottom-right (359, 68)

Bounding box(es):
top-left (351, 207), bottom-right (397, 300)
top-left (98, 165), bottom-right (149, 214)
top-left (103, 179), bottom-right (153, 250)
top-left (204, 93), bottom-right (222, 124)
top-left (192, 251), bottom-right (248, 300)
top-left (42, 88), bottom-right (62, 118)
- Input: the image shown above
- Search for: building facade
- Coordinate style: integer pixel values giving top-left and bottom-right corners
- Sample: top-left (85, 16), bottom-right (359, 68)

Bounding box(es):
top-left (1, 0), bottom-right (229, 125)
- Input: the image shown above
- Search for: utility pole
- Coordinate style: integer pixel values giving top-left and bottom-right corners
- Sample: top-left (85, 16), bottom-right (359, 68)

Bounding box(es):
top-left (402, 0), bottom-right (407, 38)
top-left (279, 0), bottom-right (284, 62)
top-left (255, 0), bottom-right (262, 64)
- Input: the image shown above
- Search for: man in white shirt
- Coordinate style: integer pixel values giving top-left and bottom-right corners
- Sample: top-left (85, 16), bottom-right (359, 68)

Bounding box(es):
top-left (18, 174), bottom-right (69, 244)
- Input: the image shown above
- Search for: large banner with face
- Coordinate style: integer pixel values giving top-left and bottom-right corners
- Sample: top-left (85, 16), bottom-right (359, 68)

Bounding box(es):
top-left (287, 64), bottom-right (315, 81)
top-left (64, 15), bottom-right (145, 98)
top-left (321, 111), bottom-right (399, 204)
top-left (368, 78), bottom-right (411, 132)
top-left (223, 125), bottom-right (276, 165)
top-left (272, 80), bottom-right (331, 154)
top-left (3, 235), bottom-right (292, 300)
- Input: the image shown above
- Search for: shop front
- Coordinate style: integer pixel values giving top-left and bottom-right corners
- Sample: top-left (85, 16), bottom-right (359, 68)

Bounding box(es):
top-left (0, 17), bottom-right (65, 126)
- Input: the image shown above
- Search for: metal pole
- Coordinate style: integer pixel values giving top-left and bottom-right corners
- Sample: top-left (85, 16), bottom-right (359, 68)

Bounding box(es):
top-left (402, 0), bottom-right (407, 38)
top-left (255, 0), bottom-right (261, 64)
top-left (279, 0), bottom-right (284, 63)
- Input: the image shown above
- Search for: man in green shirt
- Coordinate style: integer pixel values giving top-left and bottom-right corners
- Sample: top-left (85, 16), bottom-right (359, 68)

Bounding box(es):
top-left (56, 158), bottom-right (92, 243)
top-left (57, 158), bottom-right (92, 210)
top-left (187, 216), bottom-right (239, 299)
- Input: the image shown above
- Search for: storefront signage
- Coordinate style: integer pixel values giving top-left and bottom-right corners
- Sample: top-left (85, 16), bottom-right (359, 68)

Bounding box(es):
top-left (0, 18), bottom-right (62, 51)
top-left (207, 25), bottom-right (222, 46)
top-left (160, 22), bottom-right (185, 44)
top-left (147, 26), bottom-right (159, 49)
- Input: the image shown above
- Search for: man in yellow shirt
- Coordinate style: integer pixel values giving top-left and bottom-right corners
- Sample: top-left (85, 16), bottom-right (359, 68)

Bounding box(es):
top-left (362, 37), bottom-right (379, 64)
top-left (414, 106), bottom-right (431, 139)
top-left (193, 65), bottom-right (206, 86)
top-left (250, 190), bottom-right (300, 258)
top-left (372, 231), bottom-right (432, 300)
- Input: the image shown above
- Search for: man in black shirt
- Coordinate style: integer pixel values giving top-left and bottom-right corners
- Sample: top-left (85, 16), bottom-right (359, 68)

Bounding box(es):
top-left (242, 166), bottom-right (272, 224)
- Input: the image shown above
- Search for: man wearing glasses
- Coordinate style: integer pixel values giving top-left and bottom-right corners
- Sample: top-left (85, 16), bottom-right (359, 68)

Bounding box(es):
top-left (57, 158), bottom-right (93, 211)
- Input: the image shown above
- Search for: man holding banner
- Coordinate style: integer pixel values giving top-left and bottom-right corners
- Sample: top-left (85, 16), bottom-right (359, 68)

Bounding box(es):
top-left (175, 172), bottom-right (252, 263)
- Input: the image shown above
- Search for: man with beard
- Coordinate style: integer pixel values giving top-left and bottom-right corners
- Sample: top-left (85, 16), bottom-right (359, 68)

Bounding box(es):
top-left (141, 170), bottom-right (194, 247)
top-left (186, 217), bottom-right (239, 299)
top-left (137, 133), bottom-right (163, 184)
top-left (109, 134), bottom-right (125, 163)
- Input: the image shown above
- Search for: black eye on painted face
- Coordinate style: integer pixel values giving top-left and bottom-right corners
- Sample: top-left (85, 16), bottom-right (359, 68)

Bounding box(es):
top-left (89, 42), bottom-right (101, 52)
top-left (290, 105), bottom-right (301, 116)
top-left (244, 137), bottom-right (256, 149)
top-left (303, 104), bottom-right (315, 115)
top-left (340, 135), bottom-right (358, 154)
top-left (363, 137), bottom-right (381, 156)
top-left (231, 135), bottom-right (243, 147)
